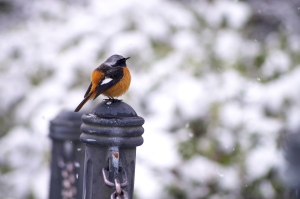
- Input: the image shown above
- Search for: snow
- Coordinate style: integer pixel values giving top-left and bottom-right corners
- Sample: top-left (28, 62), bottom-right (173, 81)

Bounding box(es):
top-left (0, 0), bottom-right (299, 198)
top-left (262, 50), bottom-right (291, 77)
top-left (214, 30), bottom-right (243, 61)
top-left (200, 0), bottom-right (251, 29)
top-left (220, 102), bottom-right (244, 129)
top-left (172, 31), bottom-right (199, 52)
top-left (263, 67), bottom-right (300, 112)
top-left (180, 157), bottom-right (221, 183)
top-left (0, 127), bottom-right (49, 199)
top-left (246, 143), bottom-right (279, 180)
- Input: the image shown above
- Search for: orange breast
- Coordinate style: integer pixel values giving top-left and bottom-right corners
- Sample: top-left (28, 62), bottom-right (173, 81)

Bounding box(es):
top-left (103, 67), bottom-right (131, 98)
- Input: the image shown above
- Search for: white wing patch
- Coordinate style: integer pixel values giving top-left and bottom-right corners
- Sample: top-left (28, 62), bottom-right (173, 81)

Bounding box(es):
top-left (101, 77), bottom-right (113, 85)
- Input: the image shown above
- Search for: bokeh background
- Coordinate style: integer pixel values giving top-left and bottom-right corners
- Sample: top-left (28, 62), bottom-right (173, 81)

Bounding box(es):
top-left (1, 0), bottom-right (300, 198)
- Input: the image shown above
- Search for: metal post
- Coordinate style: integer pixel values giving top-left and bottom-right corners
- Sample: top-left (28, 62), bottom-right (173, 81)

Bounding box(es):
top-left (80, 101), bottom-right (145, 199)
top-left (49, 111), bottom-right (85, 199)
top-left (284, 132), bottom-right (300, 199)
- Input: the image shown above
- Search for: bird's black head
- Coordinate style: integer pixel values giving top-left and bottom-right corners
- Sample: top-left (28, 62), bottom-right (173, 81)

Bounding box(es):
top-left (104, 54), bottom-right (130, 67)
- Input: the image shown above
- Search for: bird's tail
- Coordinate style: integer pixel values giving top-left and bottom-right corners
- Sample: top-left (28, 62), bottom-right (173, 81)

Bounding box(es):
top-left (74, 94), bottom-right (91, 112)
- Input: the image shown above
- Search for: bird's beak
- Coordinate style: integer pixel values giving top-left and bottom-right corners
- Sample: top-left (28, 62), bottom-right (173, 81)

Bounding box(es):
top-left (125, 57), bottom-right (130, 60)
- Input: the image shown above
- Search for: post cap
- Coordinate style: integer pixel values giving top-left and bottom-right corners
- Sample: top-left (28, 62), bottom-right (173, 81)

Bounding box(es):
top-left (90, 100), bottom-right (138, 118)
top-left (80, 101), bottom-right (144, 148)
top-left (49, 111), bottom-right (83, 140)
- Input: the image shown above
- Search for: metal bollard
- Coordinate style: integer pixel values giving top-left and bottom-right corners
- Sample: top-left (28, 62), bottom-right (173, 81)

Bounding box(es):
top-left (49, 111), bottom-right (85, 199)
top-left (80, 101), bottom-right (145, 199)
top-left (284, 132), bottom-right (300, 199)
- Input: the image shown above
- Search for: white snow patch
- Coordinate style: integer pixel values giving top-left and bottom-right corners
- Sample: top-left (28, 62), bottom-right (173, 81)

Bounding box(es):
top-left (246, 144), bottom-right (279, 180)
top-left (262, 50), bottom-right (291, 77)
top-left (214, 30), bottom-right (243, 61)
top-left (220, 102), bottom-right (243, 129)
top-left (200, 0), bottom-right (251, 28)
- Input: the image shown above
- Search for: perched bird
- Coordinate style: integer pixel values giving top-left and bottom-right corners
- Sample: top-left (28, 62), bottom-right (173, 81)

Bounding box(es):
top-left (74, 54), bottom-right (131, 112)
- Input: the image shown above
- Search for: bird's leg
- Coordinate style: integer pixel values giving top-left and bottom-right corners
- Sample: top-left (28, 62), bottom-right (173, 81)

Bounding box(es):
top-left (103, 97), bottom-right (121, 103)
top-left (111, 97), bottom-right (122, 103)
top-left (103, 97), bottom-right (112, 102)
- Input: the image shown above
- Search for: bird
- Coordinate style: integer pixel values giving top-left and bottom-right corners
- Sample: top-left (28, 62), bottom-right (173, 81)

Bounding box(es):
top-left (74, 54), bottom-right (131, 112)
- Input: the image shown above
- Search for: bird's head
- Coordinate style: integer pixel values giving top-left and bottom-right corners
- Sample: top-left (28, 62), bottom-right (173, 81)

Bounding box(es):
top-left (104, 54), bottom-right (130, 67)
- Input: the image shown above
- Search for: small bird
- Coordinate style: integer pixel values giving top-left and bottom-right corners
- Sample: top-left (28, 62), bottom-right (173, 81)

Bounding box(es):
top-left (74, 54), bottom-right (131, 112)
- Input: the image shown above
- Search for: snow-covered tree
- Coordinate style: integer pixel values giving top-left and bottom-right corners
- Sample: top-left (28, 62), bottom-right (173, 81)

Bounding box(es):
top-left (0, 0), bottom-right (299, 198)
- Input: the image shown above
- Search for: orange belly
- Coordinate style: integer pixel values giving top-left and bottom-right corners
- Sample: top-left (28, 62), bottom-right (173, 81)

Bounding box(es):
top-left (103, 67), bottom-right (131, 98)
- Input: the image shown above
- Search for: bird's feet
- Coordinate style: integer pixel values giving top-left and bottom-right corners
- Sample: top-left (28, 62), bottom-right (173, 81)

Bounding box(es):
top-left (103, 98), bottom-right (122, 103)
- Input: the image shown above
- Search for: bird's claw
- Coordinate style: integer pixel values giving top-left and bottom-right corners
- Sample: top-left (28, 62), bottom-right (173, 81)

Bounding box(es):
top-left (103, 98), bottom-right (122, 103)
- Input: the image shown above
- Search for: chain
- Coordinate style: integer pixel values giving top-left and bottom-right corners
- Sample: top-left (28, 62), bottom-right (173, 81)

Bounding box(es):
top-left (102, 167), bottom-right (129, 199)
top-left (102, 147), bottom-right (129, 199)
top-left (110, 178), bottom-right (129, 199)
top-left (58, 158), bottom-right (78, 199)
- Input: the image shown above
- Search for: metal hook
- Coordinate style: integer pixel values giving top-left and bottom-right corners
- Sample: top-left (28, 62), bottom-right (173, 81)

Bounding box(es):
top-left (102, 167), bottom-right (128, 187)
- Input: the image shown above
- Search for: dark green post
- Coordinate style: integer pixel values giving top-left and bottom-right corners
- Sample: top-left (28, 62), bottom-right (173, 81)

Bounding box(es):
top-left (80, 101), bottom-right (144, 199)
top-left (49, 111), bottom-right (85, 199)
top-left (284, 132), bottom-right (300, 199)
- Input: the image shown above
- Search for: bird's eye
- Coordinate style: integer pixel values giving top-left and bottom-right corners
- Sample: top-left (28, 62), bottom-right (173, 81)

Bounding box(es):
top-left (118, 58), bottom-right (126, 64)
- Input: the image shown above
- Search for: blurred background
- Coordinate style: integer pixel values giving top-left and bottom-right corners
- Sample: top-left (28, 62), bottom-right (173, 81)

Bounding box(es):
top-left (1, 0), bottom-right (300, 198)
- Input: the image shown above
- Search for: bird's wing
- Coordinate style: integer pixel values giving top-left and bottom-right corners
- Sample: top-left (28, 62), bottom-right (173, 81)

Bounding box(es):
top-left (93, 67), bottom-right (124, 99)
top-left (84, 82), bottom-right (92, 98)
